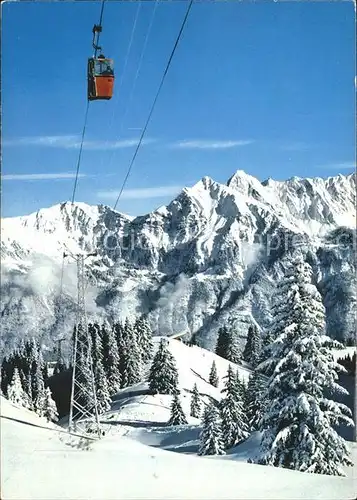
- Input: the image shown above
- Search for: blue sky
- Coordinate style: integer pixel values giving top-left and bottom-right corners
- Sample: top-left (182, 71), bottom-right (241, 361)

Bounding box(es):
top-left (2, 0), bottom-right (355, 218)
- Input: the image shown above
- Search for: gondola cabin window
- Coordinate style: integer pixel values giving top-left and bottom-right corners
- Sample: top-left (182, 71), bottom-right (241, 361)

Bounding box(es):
top-left (94, 58), bottom-right (114, 76)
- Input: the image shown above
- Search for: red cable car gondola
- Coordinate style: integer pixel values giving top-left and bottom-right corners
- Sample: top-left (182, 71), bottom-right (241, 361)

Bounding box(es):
top-left (87, 24), bottom-right (114, 101)
top-left (87, 54), bottom-right (114, 101)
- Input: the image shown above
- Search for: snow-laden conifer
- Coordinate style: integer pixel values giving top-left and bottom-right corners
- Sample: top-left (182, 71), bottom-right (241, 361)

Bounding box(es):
top-left (168, 392), bottom-right (188, 425)
top-left (220, 365), bottom-right (249, 449)
top-left (101, 323), bottom-right (121, 393)
top-left (135, 316), bottom-right (154, 365)
top-left (246, 368), bottom-right (266, 431)
top-left (7, 368), bottom-right (28, 407)
top-left (208, 360), bottom-right (219, 387)
top-left (190, 383), bottom-right (201, 418)
top-left (234, 369), bottom-right (246, 402)
top-left (243, 324), bottom-right (262, 368)
top-left (215, 326), bottom-right (229, 358)
top-left (42, 386), bottom-right (59, 422)
top-left (115, 318), bottom-right (141, 388)
top-left (215, 325), bottom-right (240, 363)
top-left (89, 322), bottom-right (103, 371)
top-left (198, 402), bottom-right (225, 456)
top-left (95, 361), bottom-right (111, 414)
top-left (29, 340), bottom-right (46, 415)
top-left (254, 255), bottom-right (354, 476)
top-left (149, 339), bottom-right (179, 395)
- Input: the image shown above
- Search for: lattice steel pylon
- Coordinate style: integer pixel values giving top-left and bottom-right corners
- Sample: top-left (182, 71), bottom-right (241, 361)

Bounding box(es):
top-left (64, 250), bottom-right (101, 439)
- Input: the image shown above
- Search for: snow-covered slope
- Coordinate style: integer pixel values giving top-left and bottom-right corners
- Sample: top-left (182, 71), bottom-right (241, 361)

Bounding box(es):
top-left (2, 338), bottom-right (356, 499)
top-left (84, 338), bottom-right (355, 452)
top-left (1, 171), bottom-right (356, 354)
top-left (2, 346), bottom-right (357, 500)
top-left (103, 336), bottom-right (251, 427)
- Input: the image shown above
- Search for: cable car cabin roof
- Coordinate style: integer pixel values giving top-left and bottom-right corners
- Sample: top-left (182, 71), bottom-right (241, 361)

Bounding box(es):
top-left (88, 57), bottom-right (114, 77)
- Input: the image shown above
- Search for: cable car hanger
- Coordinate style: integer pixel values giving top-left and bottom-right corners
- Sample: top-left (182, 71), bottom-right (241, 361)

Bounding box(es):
top-left (92, 24), bottom-right (103, 57)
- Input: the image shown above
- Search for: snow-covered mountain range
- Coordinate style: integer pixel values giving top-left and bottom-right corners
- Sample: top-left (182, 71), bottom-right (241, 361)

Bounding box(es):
top-left (1, 170), bottom-right (356, 355)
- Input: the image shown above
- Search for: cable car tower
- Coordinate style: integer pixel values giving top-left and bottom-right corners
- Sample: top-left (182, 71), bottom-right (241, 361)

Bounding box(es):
top-left (65, 250), bottom-right (101, 439)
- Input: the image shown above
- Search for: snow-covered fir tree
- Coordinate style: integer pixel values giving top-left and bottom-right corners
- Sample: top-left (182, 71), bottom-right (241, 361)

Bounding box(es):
top-left (149, 339), bottom-right (179, 395)
top-left (246, 368), bottom-right (266, 431)
top-left (234, 370), bottom-right (246, 403)
top-left (215, 325), bottom-right (240, 363)
top-left (17, 363), bottom-right (32, 410)
top-left (208, 360), bottom-right (219, 387)
top-left (198, 402), bottom-right (225, 456)
top-left (220, 365), bottom-right (249, 449)
top-left (243, 324), bottom-right (262, 368)
top-left (0, 358), bottom-right (9, 396)
top-left (120, 319), bottom-right (142, 387)
top-left (42, 386), bottom-right (59, 422)
top-left (2, 342), bottom-right (32, 409)
top-left (215, 326), bottom-right (229, 358)
top-left (15, 340), bottom-right (27, 381)
top-left (168, 392), bottom-right (188, 425)
top-left (135, 316), bottom-right (154, 365)
top-left (114, 320), bottom-right (125, 380)
top-left (190, 383), bottom-right (201, 418)
top-left (114, 320), bottom-right (124, 349)
top-left (122, 343), bottom-right (142, 387)
top-left (89, 322), bottom-right (103, 371)
top-left (7, 368), bottom-right (28, 407)
top-left (23, 373), bottom-right (34, 410)
top-left (1, 339), bottom-right (51, 413)
top-left (28, 339), bottom-right (46, 415)
top-left (42, 362), bottom-right (49, 382)
top-left (94, 360), bottom-right (111, 414)
top-left (254, 255), bottom-right (354, 476)
top-left (258, 261), bottom-right (302, 375)
top-left (101, 323), bottom-right (121, 394)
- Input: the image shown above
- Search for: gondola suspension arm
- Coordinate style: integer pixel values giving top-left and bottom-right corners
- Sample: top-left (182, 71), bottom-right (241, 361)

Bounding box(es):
top-left (92, 24), bottom-right (103, 57)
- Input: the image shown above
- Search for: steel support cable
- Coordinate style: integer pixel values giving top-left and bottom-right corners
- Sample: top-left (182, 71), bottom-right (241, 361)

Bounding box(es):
top-left (0, 415), bottom-right (97, 441)
top-left (105, 0), bottom-right (159, 171)
top-left (112, 0), bottom-right (194, 211)
top-left (98, 0), bottom-right (106, 29)
top-left (71, 101), bottom-right (90, 204)
top-left (94, 0), bottom-right (107, 58)
top-left (97, 0), bottom-right (142, 174)
top-left (127, 0), bottom-right (160, 112)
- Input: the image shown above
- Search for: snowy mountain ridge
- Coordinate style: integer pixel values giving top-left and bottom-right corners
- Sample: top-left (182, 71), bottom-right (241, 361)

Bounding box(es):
top-left (1, 170), bottom-right (356, 353)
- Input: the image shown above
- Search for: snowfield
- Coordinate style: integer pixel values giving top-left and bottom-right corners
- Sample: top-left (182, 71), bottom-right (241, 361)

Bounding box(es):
top-left (102, 337), bottom-right (252, 429)
top-left (2, 338), bottom-right (356, 499)
top-left (2, 395), bottom-right (356, 500)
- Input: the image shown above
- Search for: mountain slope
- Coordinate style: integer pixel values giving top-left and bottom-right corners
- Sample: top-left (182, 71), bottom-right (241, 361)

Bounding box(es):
top-left (1, 170), bottom-right (355, 354)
